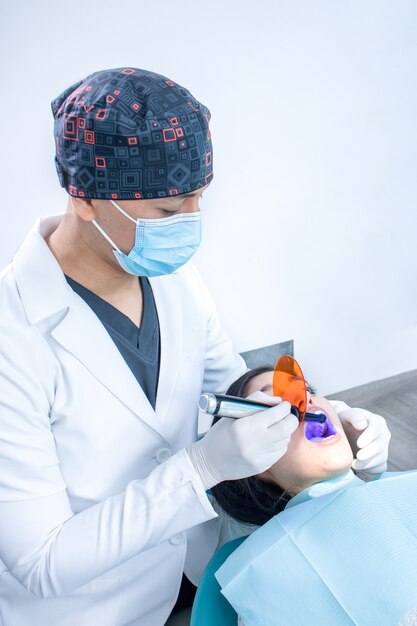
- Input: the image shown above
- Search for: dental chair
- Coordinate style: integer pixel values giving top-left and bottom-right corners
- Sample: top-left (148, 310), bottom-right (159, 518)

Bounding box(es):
top-left (190, 536), bottom-right (246, 626)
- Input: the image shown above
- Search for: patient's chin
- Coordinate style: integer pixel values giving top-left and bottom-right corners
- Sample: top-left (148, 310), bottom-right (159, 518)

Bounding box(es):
top-left (320, 452), bottom-right (354, 477)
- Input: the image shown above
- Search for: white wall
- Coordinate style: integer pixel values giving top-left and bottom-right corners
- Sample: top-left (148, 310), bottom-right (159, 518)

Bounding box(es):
top-left (0, 0), bottom-right (416, 394)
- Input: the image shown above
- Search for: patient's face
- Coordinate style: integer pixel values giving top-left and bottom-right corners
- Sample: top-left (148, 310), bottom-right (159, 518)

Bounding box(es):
top-left (244, 371), bottom-right (354, 494)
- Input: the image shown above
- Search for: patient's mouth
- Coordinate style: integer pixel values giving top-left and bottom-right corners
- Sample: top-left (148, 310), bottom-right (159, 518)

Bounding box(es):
top-left (304, 408), bottom-right (337, 443)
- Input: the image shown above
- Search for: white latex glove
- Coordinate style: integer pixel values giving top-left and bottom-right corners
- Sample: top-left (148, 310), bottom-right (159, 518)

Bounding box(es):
top-left (188, 393), bottom-right (298, 490)
top-left (329, 400), bottom-right (391, 474)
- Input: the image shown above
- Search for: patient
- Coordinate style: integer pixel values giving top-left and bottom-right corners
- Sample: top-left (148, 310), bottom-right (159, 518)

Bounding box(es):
top-left (210, 367), bottom-right (417, 626)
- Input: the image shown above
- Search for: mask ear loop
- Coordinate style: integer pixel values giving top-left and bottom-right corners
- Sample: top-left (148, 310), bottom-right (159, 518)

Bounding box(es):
top-left (91, 219), bottom-right (123, 254)
top-left (91, 199), bottom-right (137, 253)
top-left (110, 199), bottom-right (137, 223)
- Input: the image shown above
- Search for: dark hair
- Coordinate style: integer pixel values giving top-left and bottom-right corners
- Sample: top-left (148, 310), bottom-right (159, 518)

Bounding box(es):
top-left (210, 366), bottom-right (294, 526)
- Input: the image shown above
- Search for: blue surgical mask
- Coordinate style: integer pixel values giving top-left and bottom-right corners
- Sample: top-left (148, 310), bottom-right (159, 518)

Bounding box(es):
top-left (92, 200), bottom-right (202, 277)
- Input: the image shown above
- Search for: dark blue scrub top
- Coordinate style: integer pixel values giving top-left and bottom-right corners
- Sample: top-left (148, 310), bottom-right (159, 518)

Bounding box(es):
top-left (65, 275), bottom-right (160, 409)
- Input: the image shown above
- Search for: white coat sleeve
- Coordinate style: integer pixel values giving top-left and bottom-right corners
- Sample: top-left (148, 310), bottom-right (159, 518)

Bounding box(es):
top-left (0, 329), bottom-right (217, 599)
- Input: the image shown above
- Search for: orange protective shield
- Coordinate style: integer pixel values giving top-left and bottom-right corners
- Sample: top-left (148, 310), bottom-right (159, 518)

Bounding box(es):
top-left (273, 355), bottom-right (307, 418)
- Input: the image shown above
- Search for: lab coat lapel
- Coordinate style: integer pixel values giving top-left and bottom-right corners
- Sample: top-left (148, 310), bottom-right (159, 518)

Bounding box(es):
top-left (50, 300), bottom-right (163, 434)
top-left (149, 274), bottom-right (183, 425)
top-left (13, 215), bottom-right (162, 435)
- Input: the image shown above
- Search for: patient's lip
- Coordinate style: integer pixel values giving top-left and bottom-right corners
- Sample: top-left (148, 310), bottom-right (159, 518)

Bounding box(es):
top-left (304, 407), bottom-right (339, 444)
top-left (312, 431), bottom-right (341, 446)
top-left (307, 406), bottom-right (330, 421)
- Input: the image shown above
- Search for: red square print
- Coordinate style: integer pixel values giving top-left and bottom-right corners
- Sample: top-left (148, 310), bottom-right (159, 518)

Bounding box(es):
top-left (163, 128), bottom-right (176, 142)
top-left (64, 116), bottom-right (78, 140)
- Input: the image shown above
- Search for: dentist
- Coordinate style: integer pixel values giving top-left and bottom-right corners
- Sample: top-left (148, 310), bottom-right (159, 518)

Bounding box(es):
top-left (0, 67), bottom-right (390, 626)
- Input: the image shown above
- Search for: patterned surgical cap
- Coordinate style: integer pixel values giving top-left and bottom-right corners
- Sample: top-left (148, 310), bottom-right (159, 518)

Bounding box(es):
top-left (52, 67), bottom-right (213, 200)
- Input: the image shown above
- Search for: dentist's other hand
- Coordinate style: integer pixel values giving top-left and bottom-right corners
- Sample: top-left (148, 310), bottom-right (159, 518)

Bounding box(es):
top-left (188, 394), bottom-right (297, 490)
top-left (329, 400), bottom-right (391, 474)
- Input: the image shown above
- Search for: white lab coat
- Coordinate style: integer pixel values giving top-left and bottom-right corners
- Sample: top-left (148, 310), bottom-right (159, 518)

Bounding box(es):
top-left (0, 214), bottom-right (246, 626)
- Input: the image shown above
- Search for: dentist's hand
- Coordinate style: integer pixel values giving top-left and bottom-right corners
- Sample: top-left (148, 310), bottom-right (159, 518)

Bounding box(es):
top-left (329, 400), bottom-right (391, 474)
top-left (188, 393), bottom-right (298, 490)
